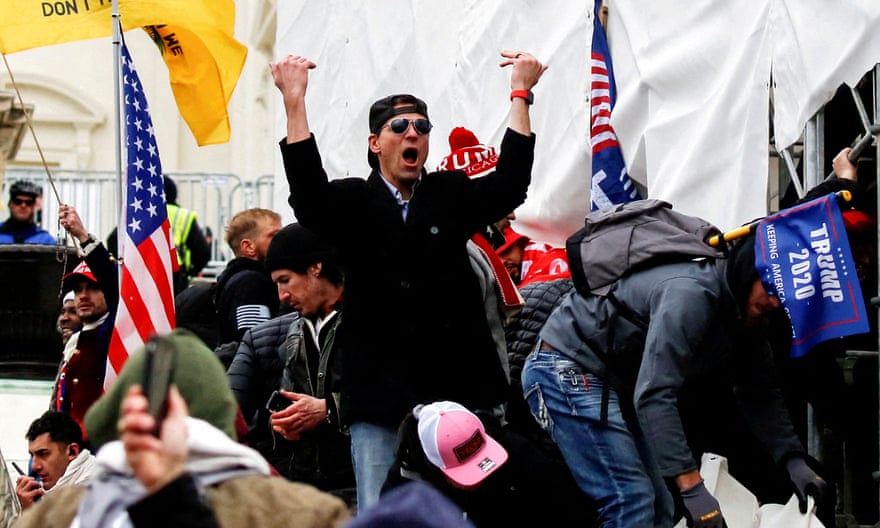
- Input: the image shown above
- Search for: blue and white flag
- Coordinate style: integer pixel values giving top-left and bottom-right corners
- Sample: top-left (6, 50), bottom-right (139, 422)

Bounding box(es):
top-left (755, 194), bottom-right (869, 358)
top-left (590, 2), bottom-right (639, 211)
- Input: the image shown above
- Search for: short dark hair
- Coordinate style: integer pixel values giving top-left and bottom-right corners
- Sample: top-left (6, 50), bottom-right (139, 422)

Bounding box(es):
top-left (26, 411), bottom-right (84, 446)
top-left (725, 233), bottom-right (759, 314)
top-left (163, 176), bottom-right (178, 205)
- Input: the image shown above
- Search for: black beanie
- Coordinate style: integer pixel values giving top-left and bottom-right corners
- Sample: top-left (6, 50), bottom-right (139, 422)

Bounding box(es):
top-left (265, 223), bottom-right (335, 274)
top-left (726, 233), bottom-right (759, 313)
top-left (163, 176), bottom-right (178, 204)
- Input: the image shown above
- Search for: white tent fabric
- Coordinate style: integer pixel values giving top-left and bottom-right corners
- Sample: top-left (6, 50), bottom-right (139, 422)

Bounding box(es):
top-left (770, 0), bottom-right (880, 151)
top-left (274, 0), bottom-right (593, 246)
top-left (608, 0), bottom-right (880, 230)
top-left (275, 1), bottom-right (880, 237)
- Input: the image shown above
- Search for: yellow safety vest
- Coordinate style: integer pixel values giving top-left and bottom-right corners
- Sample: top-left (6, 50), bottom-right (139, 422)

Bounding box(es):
top-left (167, 203), bottom-right (197, 271)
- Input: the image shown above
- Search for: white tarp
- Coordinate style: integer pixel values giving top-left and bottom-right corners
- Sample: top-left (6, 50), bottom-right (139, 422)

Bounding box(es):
top-left (608, 0), bottom-right (880, 230)
top-left (275, 1), bottom-right (880, 237)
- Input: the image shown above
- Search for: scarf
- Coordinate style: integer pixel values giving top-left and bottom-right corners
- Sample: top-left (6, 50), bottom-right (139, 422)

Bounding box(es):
top-left (49, 450), bottom-right (98, 492)
top-left (72, 417), bottom-right (270, 528)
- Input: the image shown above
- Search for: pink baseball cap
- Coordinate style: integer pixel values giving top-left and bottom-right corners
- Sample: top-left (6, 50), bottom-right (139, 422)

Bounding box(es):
top-left (415, 401), bottom-right (508, 488)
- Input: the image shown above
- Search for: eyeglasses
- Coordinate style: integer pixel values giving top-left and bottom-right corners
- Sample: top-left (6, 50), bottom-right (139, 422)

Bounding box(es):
top-left (10, 197), bottom-right (35, 206)
top-left (384, 118), bottom-right (433, 135)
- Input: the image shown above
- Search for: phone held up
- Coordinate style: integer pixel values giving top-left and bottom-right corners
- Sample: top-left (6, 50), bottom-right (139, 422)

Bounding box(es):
top-left (142, 334), bottom-right (177, 435)
top-left (266, 390), bottom-right (289, 413)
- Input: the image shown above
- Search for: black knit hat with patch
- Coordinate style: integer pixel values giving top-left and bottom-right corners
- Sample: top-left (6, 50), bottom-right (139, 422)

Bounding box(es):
top-left (265, 223), bottom-right (335, 274)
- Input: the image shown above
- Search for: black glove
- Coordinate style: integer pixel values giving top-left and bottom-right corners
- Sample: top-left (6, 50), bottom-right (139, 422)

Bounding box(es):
top-left (786, 456), bottom-right (827, 514)
top-left (680, 481), bottom-right (726, 528)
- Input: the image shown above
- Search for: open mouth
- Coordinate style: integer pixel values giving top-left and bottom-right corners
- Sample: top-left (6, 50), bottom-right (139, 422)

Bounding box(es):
top-left (402, 148), bottom-right (418, 164)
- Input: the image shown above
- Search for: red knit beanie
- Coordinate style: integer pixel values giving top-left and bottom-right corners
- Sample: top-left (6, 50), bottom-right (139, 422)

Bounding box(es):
top-left (436, 127), bottom-right (498, 178)
top-left (448, 127), bottom-right (480, 151)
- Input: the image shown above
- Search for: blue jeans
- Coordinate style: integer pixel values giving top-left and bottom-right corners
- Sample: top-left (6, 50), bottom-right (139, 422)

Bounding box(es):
top-left (350, 421), bottom-right (399, 511)
top-left (522, 347), bottom-right (673, 528)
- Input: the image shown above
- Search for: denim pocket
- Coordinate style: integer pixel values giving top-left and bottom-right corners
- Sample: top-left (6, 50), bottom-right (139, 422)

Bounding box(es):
top-left (558, 365), bottom-right (590, 393)
top-left (523, 382), bottom-right (551, 433)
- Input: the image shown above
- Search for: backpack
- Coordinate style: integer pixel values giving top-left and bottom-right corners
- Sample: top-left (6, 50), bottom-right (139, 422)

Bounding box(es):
top-left (566, 199), bottom-right (726, 298)
top-left (565, 200), bottom-right (727, 424)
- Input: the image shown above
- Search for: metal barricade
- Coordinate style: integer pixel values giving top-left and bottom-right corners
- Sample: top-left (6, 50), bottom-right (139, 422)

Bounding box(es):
top-left (0, 168), bottom-right (276, 265)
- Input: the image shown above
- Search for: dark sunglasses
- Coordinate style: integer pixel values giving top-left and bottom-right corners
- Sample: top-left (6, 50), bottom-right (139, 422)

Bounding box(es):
top-left (10, 197), bottom-right (35, 206)
top-left (384, 118), bottom-right (433, 135)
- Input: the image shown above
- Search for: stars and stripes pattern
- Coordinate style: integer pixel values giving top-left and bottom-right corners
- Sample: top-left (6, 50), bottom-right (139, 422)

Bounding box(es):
top-left (106, 42), bottom-right (177, 389)
top-left (590, 2), bottom-right (639, 211)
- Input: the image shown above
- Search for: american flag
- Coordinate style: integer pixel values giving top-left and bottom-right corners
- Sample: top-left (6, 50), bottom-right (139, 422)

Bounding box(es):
top-left (105, 43), bottom-right (177, 389)
top-left (590, 2), bottom-right (639, 211)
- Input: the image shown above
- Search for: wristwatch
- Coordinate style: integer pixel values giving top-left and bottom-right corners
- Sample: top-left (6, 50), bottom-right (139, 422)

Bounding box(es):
top-left (510, 89), bottom-right (534, 105)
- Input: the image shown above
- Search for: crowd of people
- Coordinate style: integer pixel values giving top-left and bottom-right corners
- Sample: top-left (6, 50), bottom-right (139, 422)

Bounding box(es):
top-left (4, 47), bottom-right (877, 528)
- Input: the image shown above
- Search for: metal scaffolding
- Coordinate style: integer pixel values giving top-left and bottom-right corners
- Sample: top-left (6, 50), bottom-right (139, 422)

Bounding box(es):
top-left (775, 64), bottom-right (880, 527)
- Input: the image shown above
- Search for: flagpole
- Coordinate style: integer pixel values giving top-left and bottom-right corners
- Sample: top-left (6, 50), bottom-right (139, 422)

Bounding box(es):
top-left (112, 0), bottom-right (123, 280)
top-left (707, 190), bottom-right (854, 247)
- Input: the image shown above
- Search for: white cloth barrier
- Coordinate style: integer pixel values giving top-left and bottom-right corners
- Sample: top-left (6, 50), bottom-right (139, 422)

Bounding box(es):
top-left (673, 453), bottom-right (823, 528)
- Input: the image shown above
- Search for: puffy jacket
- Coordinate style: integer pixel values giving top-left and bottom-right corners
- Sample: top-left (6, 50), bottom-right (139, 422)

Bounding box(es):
top-left (228, 313), bottom-right (297, 439)
top-left (504, 278), bottom-right (573, 441)
top-left (0, 218), bottom-right (56, 244)
top-left (506, 278), bottom-right (574, 382)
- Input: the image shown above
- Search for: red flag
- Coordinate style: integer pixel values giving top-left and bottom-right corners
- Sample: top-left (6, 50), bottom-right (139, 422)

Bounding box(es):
top-left (106, 43), bottom-right (176, 389)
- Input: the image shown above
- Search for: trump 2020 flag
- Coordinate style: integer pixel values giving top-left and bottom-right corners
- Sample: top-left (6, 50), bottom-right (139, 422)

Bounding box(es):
top-left (106, 43), bottom-right (177, 389)
top-left (755, 193), bottom-right (869, 358)
top-left (590, 2), bottom-right (639, 211)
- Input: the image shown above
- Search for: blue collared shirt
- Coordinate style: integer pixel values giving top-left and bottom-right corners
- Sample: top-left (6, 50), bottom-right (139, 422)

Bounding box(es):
top-left (379, 174), bottom-right (420, 221)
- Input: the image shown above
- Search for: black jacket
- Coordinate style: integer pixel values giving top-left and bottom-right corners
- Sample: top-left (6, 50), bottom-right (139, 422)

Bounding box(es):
top-left (214, 257), bottom-right (279, 345)
top-left (281, 129), bottom-right (535, 426)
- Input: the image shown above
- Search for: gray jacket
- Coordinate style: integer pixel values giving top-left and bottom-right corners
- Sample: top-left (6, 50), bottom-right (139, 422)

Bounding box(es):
top-left (540, 259), bottom-right (804, 478)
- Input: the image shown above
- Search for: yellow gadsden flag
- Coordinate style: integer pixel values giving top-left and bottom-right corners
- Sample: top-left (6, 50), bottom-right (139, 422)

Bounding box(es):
top-left (0, 0), bottom-right (247, 146)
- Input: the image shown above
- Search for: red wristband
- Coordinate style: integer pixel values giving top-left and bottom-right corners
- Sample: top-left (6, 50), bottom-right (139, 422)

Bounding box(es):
top-left (510, 89), bottom-right (534, 105)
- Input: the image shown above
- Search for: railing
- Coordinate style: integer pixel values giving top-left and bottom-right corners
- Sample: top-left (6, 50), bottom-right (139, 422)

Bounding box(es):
top-left (1, 168), bottom-right (276, 263)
